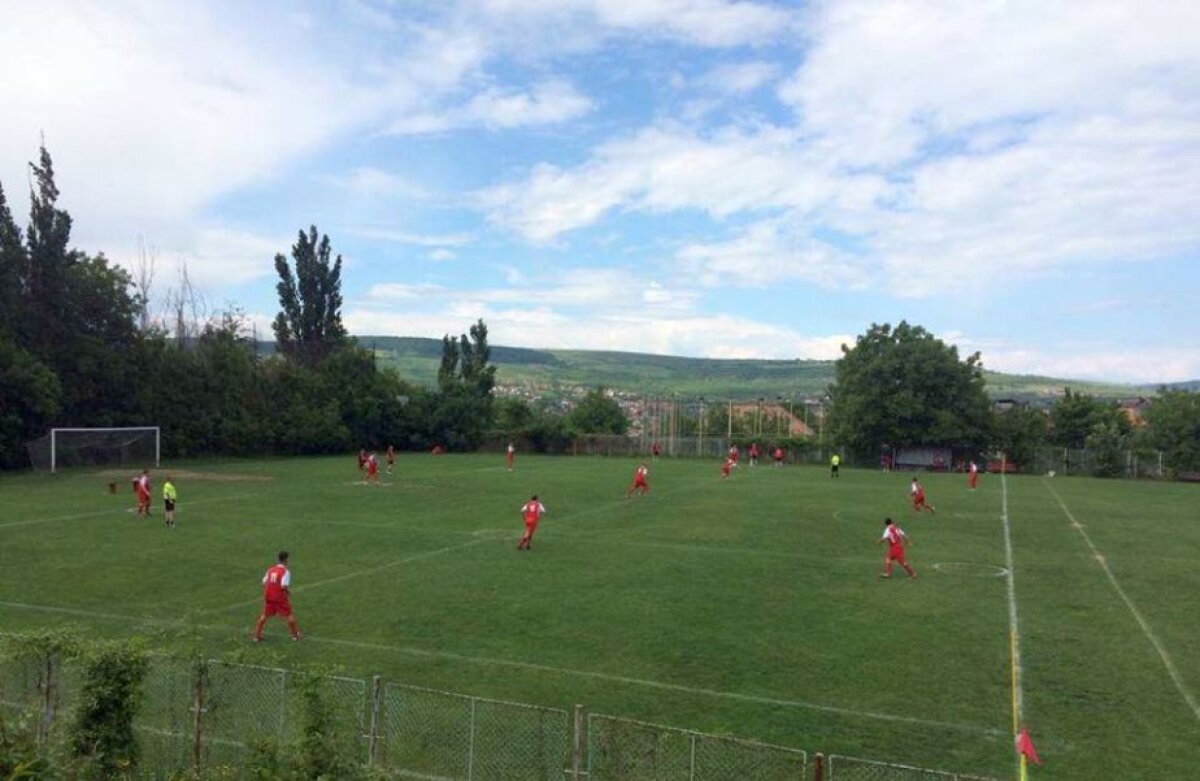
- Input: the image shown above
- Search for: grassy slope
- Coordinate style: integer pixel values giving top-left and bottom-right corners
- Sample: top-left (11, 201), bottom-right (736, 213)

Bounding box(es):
top-left (358, 336), bottom-right (1146, 400)
top-left (2, 456), bottom-right (1198, 778)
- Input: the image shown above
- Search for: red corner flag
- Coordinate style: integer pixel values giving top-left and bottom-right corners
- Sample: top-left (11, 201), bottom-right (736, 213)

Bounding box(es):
top-left (1016, 728), bottom-right (1042, 766)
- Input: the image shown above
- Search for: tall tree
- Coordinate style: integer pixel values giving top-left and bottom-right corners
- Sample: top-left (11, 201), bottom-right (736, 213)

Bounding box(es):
top-left (21, 145), bottom-right (74, 357)
top-left (272, 226), bottom-right (346, 368)
top-left (0, 181), bottom-right (24, 334)
top-left (829, 322), bottom-right (991, 456)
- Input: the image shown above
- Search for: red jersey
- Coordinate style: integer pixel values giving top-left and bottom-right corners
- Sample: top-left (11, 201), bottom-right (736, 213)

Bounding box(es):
top-left (881, 525), bottom-right (906, 548)
top-left (522, 501), bottom-right (545, 524)
top-left (728, 446), bottom-right (739, 461)
top-left (773, 447), bottom-right (784, 460)
top-left (367, 454), bottom-right (378, 474)
top-left (749, 444), bottom-right (759, 457)
top-left (262, 564), bottom-right (291, 602)
top-left (634, 464), bottom-right (649, 481)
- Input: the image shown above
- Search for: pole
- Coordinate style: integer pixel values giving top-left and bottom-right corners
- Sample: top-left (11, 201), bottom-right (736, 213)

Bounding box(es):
top-left (192, 662), bottom-right (205, 772)
top-left (571, 704), bottom-right (585, 780)
top-left (367, 675), bottom-right (382, 766)
top-left (727, 400), bottom-right (733, 440)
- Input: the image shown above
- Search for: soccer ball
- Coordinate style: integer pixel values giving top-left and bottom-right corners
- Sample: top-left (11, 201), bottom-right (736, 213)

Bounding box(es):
top-left (1047, 470), bottom-right (1056, 478)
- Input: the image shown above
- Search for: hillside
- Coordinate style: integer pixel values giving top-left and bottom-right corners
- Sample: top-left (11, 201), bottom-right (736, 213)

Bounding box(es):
top-left (354, 336), bottom-right (1154, 401)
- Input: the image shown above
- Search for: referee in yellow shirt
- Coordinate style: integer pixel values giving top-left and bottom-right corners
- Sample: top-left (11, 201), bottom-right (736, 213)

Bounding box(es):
top-left (163, 477), bottom-right (178, 529)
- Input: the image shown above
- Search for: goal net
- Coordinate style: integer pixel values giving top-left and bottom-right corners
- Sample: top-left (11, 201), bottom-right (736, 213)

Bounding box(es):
top-left (26, 427), bottom-right (160, 473)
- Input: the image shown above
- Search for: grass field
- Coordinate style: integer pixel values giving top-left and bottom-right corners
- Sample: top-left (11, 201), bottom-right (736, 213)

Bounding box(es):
top-left (1, 455), bottom-right (1198, 779)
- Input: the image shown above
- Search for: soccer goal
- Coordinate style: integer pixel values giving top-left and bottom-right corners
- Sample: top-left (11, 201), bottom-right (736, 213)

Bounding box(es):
top-left (25, 427), bottom-right (160, 473)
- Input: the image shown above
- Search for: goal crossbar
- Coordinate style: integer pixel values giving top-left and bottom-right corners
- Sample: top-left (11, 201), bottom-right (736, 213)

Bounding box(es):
top-left (32, 427), bottom-right (161, 473)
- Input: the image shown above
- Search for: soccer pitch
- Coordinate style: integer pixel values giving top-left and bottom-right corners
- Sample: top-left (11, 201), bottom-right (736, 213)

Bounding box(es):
top-left (1, 455), bottom-right (1198, 779)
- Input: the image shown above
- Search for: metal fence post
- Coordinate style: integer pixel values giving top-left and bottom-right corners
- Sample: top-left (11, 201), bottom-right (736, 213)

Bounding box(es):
top-left (688, 733), bottom-right (697, 781)
top-left (38, 651), bottom-right (55, 746)
top-left (367, 675), bottom-right (382, 767)
top-left (279, 669), bottom-right (288, 739)
top-left (572, 704), bottom-right (585, 780)
top-left (467, 697), bottom-right (476, 781)
top-left (812, 752), bottom-right (824, 781)
top-left (192, 661), bottom-right (206, 772)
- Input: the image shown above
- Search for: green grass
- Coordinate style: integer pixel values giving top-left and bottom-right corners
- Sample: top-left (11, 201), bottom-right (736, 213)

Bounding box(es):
top-left (1, 455), bottom-right (1198, 779)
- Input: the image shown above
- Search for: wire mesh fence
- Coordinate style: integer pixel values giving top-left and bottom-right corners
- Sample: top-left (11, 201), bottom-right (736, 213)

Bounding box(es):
top-left (827, 754), bottom-right (999, 781)
top-left (587, 713), bottom-right (808, 781)
top-left (0, 649), bottom-right (1002, 781)
top-left (376, 682), bottom-right (571, 780)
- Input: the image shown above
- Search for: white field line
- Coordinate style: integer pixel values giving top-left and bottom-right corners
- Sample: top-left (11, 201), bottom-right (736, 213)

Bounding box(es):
top-left (1043, 480), bottom-right (1200, 723)
top-left (998, 467), bottom-right (1027, 777)
top-left (0, 599), bottom-right (1001, 738)
top-left (0, 491), bottom-right (262, 530)
top-left (198, 538), bottom-right (489, 615)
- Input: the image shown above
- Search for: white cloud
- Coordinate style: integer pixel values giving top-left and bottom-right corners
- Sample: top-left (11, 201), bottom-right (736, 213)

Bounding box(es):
top-left (429, 248), bottom-right (457, 262)
top-left (699, 61), bottom-right (779, 94)
top-left (367, 283), bottom-right (449, 300)
top-left (978, 344), bottom-right (1200, 386)
top-left (484, 0), bottom-right (1200, 300)
top-left (351, 228), bottom-right (473, 247)
top-left (676, 219), bottom-right (872, 289)
top-left (480, 124), bottom-right (887, 242)
top-left (103, 228), bottom-right (287, 292)
top-left (474, 0), bottom-right (796, 48)
top-left (321, 167), bottom-right (428, 199)
top-left (387, 79), bottom-right (594, 134)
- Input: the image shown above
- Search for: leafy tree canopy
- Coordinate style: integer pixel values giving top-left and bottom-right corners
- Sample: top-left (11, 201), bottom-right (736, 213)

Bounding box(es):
top-left (829, 321), bottom-right (990, 456)
top-left (568, 388), bottom-right (629, 435)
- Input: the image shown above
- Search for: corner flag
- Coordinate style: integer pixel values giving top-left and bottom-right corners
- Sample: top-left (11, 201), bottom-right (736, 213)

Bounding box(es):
top-left (1016, 728), bottom-right (1042, 766)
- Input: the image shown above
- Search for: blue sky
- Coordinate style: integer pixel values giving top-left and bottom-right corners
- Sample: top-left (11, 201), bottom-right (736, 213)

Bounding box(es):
top-left (3, 0), bottom-right (1199, 382)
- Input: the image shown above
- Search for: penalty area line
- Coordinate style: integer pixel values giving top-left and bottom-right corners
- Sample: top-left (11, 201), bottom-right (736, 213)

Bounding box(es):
top-left (196, 538), bottom-right (489, 615)
top-left (0, 491), bottom-right (263, 531)
top-left (0, 599), bottom-right (1000, 738)
top-left (1043, 480), bottom-right (1200, 724)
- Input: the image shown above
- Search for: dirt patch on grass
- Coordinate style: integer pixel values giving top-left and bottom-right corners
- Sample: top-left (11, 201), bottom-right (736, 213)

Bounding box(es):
top-left (98, 469), bottom-right (273, 483)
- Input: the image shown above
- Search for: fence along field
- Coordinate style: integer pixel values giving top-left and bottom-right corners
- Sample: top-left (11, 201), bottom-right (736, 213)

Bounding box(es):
top-left (1, 454), bottom-right (1198, 778)
top-left (0, 649), bottom-right (1001, 780)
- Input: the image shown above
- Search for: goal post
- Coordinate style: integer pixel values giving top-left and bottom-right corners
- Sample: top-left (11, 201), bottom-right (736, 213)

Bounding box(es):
top-left (26, 427), bottom-right (161, 473)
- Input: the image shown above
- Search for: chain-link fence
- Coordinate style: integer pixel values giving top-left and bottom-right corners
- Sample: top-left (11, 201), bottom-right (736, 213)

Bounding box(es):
top-left (0, 649), bottom-right (1001, 781)
top-left (376, 682), bottom-right (570, 779)
top-left (587, 713), bottom-right (808, 780)
top-left (826, 754), bottom-right (999, 781)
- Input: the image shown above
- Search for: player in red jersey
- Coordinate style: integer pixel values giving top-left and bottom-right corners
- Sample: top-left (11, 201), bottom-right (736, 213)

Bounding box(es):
top-left (749, 442), bottom-right (759, 467)
top-left (133, 469), bottom-right (152, 516)
top-left (720, 457), bottom-right (733, 479)
top-left (386, 445), bottom-right (396, 476)
top-left (365, 453), bottom-right (380, 485)
top-left (651, 441), bottom-right (661, 459)
top-left (253, 551), bottom-right (302, 641)
top-left (877, 518), bottom-right (916, 579)
top-left (625, 463), bottom-right (650, 497)
top-left (506, 441), bottom-right (515, 472)
top-left (968, 460), bottom-right (979, 490)
top-left (772, 446), bottom-right (784, 467)
top-left (516, 495), bottom-right (545, 551)
top-left (911, 477), bottom-right (936, 514)
top-left (728, 445), bottom-right (739, 467)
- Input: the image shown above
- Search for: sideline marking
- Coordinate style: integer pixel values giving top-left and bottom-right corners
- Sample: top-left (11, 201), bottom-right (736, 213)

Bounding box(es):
top-left (999, 470), bottom-right (1026, 780)
top-left (0, 492), bottom-right (260, 530)
top-left (0, 599), bottom-right (1001, 738)
top-left (1043, 481), bottom-right (1200, 724)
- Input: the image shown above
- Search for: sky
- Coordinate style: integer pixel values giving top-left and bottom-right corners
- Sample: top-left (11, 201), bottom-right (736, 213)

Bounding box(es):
top-left (2, 0), bottom-right (1199, 384)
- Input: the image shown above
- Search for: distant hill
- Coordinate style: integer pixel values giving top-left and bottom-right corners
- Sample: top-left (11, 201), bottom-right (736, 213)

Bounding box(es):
top-left (353, 336), bottom-right (1157, 401)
